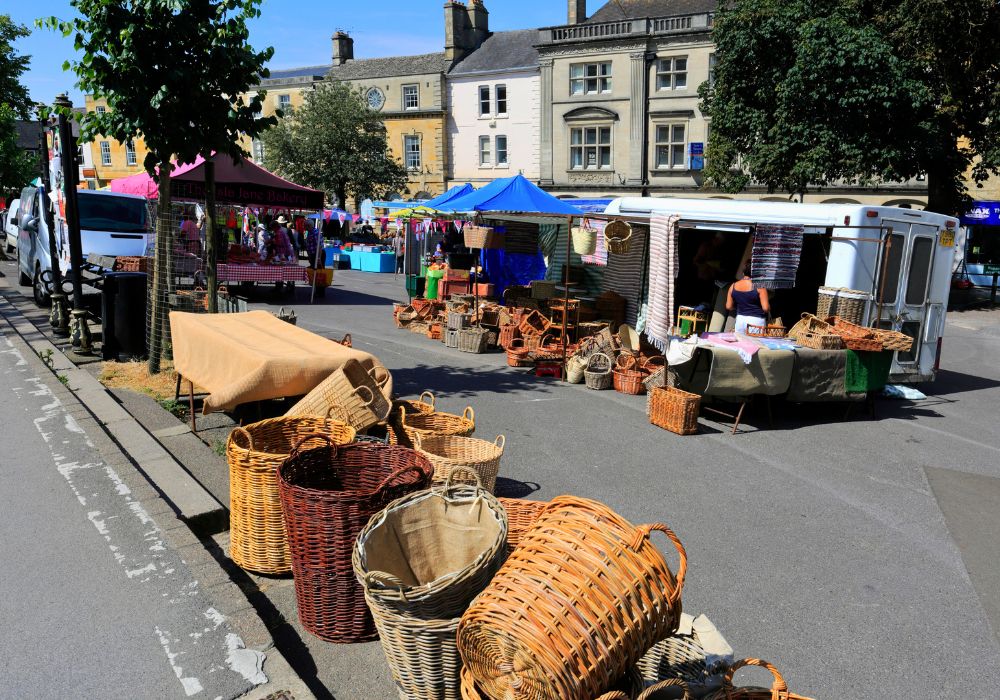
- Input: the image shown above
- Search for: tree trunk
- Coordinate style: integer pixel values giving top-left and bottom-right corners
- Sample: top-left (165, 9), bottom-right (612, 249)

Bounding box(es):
top-left (205, 160), bottom-right (217, 313)
top-left (148, 166), bottom-right (172, 374)
top-left (335, 186), bottom-right (346, 214)
top-left (925, 139), bottom-right (967, 216)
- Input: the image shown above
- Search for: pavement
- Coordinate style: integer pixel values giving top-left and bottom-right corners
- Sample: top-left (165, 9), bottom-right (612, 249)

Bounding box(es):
top-left (2, 260), bottom-right (1000, 699)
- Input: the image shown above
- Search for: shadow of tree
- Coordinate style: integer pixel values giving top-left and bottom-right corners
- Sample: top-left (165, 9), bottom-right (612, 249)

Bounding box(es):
top-left (392, 362), bottom-right (550, 399)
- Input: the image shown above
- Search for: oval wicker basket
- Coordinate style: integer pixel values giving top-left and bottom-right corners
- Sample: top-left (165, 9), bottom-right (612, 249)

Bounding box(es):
top-left (585, 352), bottom-right (614, 390)
top-left (457, 496), bottom-right (687, 700)
top-left (460, 664), bottom-right (646, 700)
top-left (226, 416), bottom-right (356, 575)
top-left (394, 391), bottom-right (436, 416)
top-left (604, 220), bottom-right (633, 255)
top-left (277, 438), bottom-right (432, 643)
top-left (702, 659), bottom-right (815, 700)
top-left (369, 607), bottom-right (463, 700)
top-left (391, 405), bottom-right (476, 448)
top-left (613, 354), bottom-right (647, 395)
top-left (415, 433), bottom-right (505, 493)
top-left (506, 338), bottom-right (533, 367)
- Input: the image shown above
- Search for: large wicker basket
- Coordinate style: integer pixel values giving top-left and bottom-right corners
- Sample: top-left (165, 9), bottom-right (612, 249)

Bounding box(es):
top-left (613, 354), bottom-right (647, 395)
top-left (458, 327), bottom-right (490, 354)
top-left (286, 359), bottom-right (391, 431)
top-left (817, 287), bottom-right (868, 325)
top-left (393, 391), bottom-right (436, 416)
top-left (277, 439), bottom-right (432, 643)
top-left (506, 338), bottom-right (533, 367)
top-left (585, 352), bottom-right (614, 390)
top-left (571, 221), bottom-right (598, 255)
top-left (416, 434), bottom-right (505, 493)
top-left (226, 416), bottom-right (356, 575)
top-left (827, 316), bottom-right (886, 352)
top-left (649, 386), bottom-right (700, 436)
top-left (604, 220), bottom-right (633, 255)
top-left (702, 659), bottom-right (815, 700)
top-left (391, 405), bottom-right (476, 448)
top-left (497, 498), bottom-right (549, 551)
top-left (871, 327), bottom-right (914, 353)
top-left (457, 496), bottom-right (687, 700)
top-left (460, 665), bottom-right (646, 700)
top-left (370, 609), bottom-right (464, 700)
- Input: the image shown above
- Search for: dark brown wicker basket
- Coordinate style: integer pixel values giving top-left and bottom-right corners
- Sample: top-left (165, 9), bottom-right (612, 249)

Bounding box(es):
top-left (277, 436), bottom-right (433, 643)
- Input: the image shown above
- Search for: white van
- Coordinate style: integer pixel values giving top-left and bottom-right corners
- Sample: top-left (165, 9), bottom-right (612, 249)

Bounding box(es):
top-left (604, 197), bottom-right (959, 383)
top-left (3, 197), bottom-right (20, 253)
top-left (18, 188), bottom-right (151, 306)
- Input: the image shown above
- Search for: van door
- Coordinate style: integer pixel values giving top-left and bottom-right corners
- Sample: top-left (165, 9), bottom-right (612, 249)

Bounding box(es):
top-left (874, 222), bottom-right (938, 367)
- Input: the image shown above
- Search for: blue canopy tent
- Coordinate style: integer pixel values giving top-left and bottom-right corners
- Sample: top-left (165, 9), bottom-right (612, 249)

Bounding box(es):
top-left (424, 183), bottom-right (474, 210)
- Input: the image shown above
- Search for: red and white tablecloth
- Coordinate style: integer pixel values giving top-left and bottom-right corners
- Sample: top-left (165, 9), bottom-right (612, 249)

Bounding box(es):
top-left (216, 263), bottom-right (309, 283)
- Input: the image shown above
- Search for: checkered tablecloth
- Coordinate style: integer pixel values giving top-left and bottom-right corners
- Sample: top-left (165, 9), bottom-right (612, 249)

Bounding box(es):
top-left (216, 263), bottom-right (309, 283)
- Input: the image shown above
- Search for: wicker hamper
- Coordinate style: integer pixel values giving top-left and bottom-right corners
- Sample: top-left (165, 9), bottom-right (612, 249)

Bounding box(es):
top-left (416, 434), bottom-right (505, 493)
top-left (286, 359), bottom-right (391, 431)
top-left (648, 386), bottom-right (700, 436)
top-left (817, 287), bottom-right (868, 325)
top-left (227, 417), bottom-right (356, 575)
top-left (457, 496), bottom-right (687, 700)
top-left (277, 439), bottom-right (432, 642)
top-left (458, 327), bottom-right (490, 354)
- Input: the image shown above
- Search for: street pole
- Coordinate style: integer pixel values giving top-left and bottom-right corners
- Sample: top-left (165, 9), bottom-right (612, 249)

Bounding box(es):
top-left (54, 94), bottom-right (92, 354)
top-left (38, 105), bottom-right (69, 337)
top-left (205, 158), bottom-right (217, 313)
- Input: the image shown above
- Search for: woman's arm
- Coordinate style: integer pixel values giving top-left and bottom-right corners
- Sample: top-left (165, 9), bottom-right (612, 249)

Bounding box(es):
top-left (759, 288), bottom-right (770, 315)
top-left (726, 284), bottom-right (735, 312)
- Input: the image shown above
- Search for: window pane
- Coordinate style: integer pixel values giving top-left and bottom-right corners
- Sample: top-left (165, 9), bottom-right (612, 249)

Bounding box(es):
top-left (675, 58), bottom-right (687, 71)
top-left (570, 64), bottom-right (583, 78)
top-left (570, 79), bottom-right (583, 95)
top-left (496, 136), bottom-right (508, 165)
top-left (570, 129), bottom-right (582, 145)
top-left (656, 126), bottom-right (669, 142)
top-left (905, 237), bottom-right (934, 305)
top-left (600, 77), bottom-right (611, 92)
top-left (599, 147), bottom-right (611, 167)
top-left (600, 62), bottom-right (611, 76)
top-left (586, 147), bottom-right (597, 167)
top-left (571, 148), bottom-right (583, 168)
top-left (880, 233), bottom-right (905, 304)
top-left (598, 127), bottom-right (611, 143)
top-left (496, 85), bottom-right (507, 113)
top-left (674, 73), bottom-right (686, 88)
top-left (672, 144), bottom-right (684, 167)
top-left (584, 128), bottom-right (597, 145)
top-left (672, 124), bottom-right (685, 141)
top-left (585, 64), bottom-right (598, 77)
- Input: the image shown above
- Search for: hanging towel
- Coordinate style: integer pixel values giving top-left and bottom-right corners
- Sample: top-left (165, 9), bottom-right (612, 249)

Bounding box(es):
top-left (700, 332), bottom-right (761, 364)
top-left (751, 224), bottom-right (804, 289)
top-left (600, 223), bottom-right (647, 327)
top-left (581, 220), bottom-right (609, 266)
top-left (646, 214), bottom-right (680, 352)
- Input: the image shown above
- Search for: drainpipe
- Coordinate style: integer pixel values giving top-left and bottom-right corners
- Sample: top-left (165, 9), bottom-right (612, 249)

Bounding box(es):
top-left (640, 52), bottom-right (654, 197)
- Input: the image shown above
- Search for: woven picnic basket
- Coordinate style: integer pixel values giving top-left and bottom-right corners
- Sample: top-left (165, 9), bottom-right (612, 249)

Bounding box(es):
top-left (394, 391), bottom-right (436, 416)
top-left (702, 659), bottom-right (815, 700)
top-left (457, 496), bottom-right (687, 700)
top-left (827, 316), bottom-right (886, 351)
top-left (227, 417), bottom-right (356, 575)
top-left (464, 225), bottom-right (498, 249)
top-left (391, 406), bottom-right (476, 448)
top-left (817, 287), bottom-right (868, 325)
top-left (506, 338), bottom-right (533, 367)
top-left (354, 469), bottom-right (507, 619)
top-left (497, 497), bottom-right (549, 551)
top-left (571, 220), bottom-right (598, 255)
top-left (604, 220), bottom-right (633, 255)
top-left (458, 327), bottom-right (490, 354)
top-left (415, 433), bottom-right (506, 493)
top-left (648, 386), bottom-right (700, 436)
top-left (614, 354), bottom-right (647, 395)
top-left (459, 665), bottom-right (646, 700)
top-left (286, 359), bottom-right (391, 431)
top-left (277, 438), bottom-right (432, 643)
top-left (585, 352), bottom-right (614, 390)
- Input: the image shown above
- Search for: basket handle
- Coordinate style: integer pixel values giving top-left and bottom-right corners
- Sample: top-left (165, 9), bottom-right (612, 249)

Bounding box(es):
top-left (289, 432), bottom-right (337, 458)
top-left (368, 463), bottom-right (427, 497)
top-left (354, 383), bottom-right (376, 408)
top-left (412, 431), bottom-right (423, 450)
top-left (616, 354), bottom-right (637, 370)
top-left (494, 434), bottom-right (506, 450)
top-left (230, 426), bottom-right (255, 453)
top-left (642, 356), bottom-right (666, 371)
top-left (418, 391), bottom-right (436, 409)
top-left (325, 404), bottom-right (351, 424)
top-left (369, 365), bottom-right (391, 388)
top-left (630, 523), bottom-right (687, 610)
top-left (443, 464), bottom-right (483, 492)
top-left (462, 406), bottom-right (475, 425)
top-left (637, 679), bottom-right (692, 700)
top-left (509, 338), bottom-right (525, 351)
top-left (721, 659), bottom-right (788, 699)
top-left (588, 351), bottom-right (611, 370)
top-left (363, 569), bottom-right (409, 595)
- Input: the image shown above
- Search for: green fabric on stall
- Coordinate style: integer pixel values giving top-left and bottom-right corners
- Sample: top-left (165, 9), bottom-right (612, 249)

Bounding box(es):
top-left (844, 350), bottom-right (893, 393)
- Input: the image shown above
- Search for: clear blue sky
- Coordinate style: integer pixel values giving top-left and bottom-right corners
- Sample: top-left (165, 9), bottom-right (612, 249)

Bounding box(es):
top-left (10, 1), bottom-right (571, 108)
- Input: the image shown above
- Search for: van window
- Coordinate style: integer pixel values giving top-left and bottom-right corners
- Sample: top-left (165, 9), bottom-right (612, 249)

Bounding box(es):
top-left (77, 194), bottom-right (148, 234)
top-left (879, 233), bottom-right (905, 305)
top-left (905, 236), bottom-right (933, 305)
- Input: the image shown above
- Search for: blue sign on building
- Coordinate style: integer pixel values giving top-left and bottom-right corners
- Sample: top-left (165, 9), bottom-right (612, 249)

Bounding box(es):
top-left (689, 142), bottom-right (704, 171)
top-left (961, 201), bottom-right (1000, 227)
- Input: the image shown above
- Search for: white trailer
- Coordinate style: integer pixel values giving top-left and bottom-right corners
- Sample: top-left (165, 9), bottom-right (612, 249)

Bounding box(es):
top-left (604, 197), bottom-right (960, 383)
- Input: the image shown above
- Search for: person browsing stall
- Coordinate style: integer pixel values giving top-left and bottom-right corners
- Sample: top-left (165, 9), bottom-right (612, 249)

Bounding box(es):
top-left (726, 262), bottom-right (770, 334)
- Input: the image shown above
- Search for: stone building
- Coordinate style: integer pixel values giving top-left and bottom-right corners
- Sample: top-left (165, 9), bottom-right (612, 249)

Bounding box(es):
top-left (83, 96), bottom-right (149, 188)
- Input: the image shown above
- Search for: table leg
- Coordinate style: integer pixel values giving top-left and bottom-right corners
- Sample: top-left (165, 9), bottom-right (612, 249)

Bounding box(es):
top-left (765, 395), bottom-right (774, 428)
top-left (174, 374), bottom-right (181, 402)
top-left (731, 401), bottom-right (746, 435)
top-left (188, 380), bottom-right (197, 433)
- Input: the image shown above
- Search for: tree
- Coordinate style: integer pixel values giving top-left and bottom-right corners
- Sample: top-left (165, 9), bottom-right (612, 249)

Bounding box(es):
top-left (42, 0), bottom-right (276, 372)
top-left (700, 0), bottom-right (1000, 214)
top-left (261, 80), bottom-right (408, 209)
top-left (0, 14), bottom-right (32, 120)
top-left (0, 104), bottom-right (37, 197)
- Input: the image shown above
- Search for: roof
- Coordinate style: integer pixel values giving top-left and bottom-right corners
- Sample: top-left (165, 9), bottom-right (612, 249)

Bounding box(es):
top-left (15, 121), bottom-right (42, 150)
top-left (586, 0), bottom-right (717, 22)
top-left (327, 52), bottom-right (448, 81)
top-left (449, 30), bottom-right (540, 75)
top-left (267, 64), bottom-right (332, 80)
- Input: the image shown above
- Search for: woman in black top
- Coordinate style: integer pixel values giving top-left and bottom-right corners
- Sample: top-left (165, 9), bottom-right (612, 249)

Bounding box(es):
top-left (726, 261), bottom-right (771, 333)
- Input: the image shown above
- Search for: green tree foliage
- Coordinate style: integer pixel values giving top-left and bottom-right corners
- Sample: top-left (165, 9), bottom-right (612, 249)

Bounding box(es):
top-left (261, 80), bottom-right (409, 209)
top-left (0, 14), bottom-right (32, 120)
top-left (0, 104), bottom-right (37, 196)
top-left (700, 0), bottom-right (1000, 214)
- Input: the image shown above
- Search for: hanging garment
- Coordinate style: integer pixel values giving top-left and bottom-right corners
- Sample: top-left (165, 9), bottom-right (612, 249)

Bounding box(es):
top-left (750, 224), bottom-right (804, 289)
top-left (600, 223), bottom-right (648, 327)
top-left (645, 214), bottom-right (681, 352)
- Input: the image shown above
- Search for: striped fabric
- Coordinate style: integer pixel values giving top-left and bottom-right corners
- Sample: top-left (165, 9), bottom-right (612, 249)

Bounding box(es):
top-left (750, 224), bottom-right (804, 289)
top-left (580, 220), bottom-right (608, 267)
top-left (540, 223), bottom-right (605, 296)
top-left (216, 263), bottom-right (309, 283)
top-left (600, 224), bottom-right (648, 327)
top-left (646, 214), bottom-right (680, 353)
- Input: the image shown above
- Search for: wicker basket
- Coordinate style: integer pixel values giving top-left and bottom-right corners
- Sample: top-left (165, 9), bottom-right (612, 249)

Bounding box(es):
top-left (585, 352), bottom-right (614, 390)
top-left (427, 322), bottom-right (443, 340)
top-left (637, 623), bottom-right (731, 697)
top-left (447, 310), bottom-right (472, 331)
top-left (794, 330), bottom-right (844, 350)
top-left (416, 434), bottom-right (505, 493)
top-left (458, 327), bottom-right (490, 354)
top-left (372, 610), bottom-right (462, 700)
top-left (355, 470), bottom-right (507, 619)
top-left (744, 323), bottom-right (786, 338)
top-left (571, 221), bottom-right (598, 255)
top-left (497, 498), bottom-right (549, 551)
top-left (506, 338), bottom-right (533, 367)
top-left (457, 496), bottom-right (687, 700)
top-left (460, 665), bottom-right (645, 700)
top-left (702, 659), bottom-right (815, 700)
top-left (613, 354), bottom-right (647, 395)
top-left (393, 406), bottom-right (476, 448)
top-left (518, 309), bottom-right (550, 335)
top-left (464, 225), bottom-right (503, 249)
top-left (872, 328), bottom-right (914, 353)
top-left (827, 316), bottom-right (886, 352)
top-left (787, 313), bottom-right (834, 340)
top-left (393, 391), bottom-right (436, 416)
top-left (636, 679), bottom-right (692, 700)
top-left (227, 417), bottom-right (356, 575)
top-left (286, 359), bottom-right (392, 431)
top-left (445, 329), bottom-right (461, 348)
top-left (817, 287), bottom-right (868, 325)
top-left (604, 220), bottom-right (633, 255)
top-left (498, 323), bottom-right (520, 350)
top-left (565, 354), bottom-right (587, 384)
top-left (648, 386), bottom-right (700, 436)
top-left (277, 439), bottom-right (432, 642)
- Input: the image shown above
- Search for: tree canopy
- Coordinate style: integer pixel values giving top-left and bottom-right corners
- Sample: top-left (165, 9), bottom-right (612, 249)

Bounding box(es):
top-left (700, 0), bottom-right (1000, 214)
top-left (0, 104), bottom-right (37, 197)
top-left (261, 80), bottom-right (409, 209)
top-left (0, 14), bottom-right (32, 120)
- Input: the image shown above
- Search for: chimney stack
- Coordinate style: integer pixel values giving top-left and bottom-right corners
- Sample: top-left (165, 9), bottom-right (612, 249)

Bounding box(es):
top-left (568, 0), bottom-right (587, 24)
top-left (444, 1), bottom-right (473, 62)
top-left (467, 0), bottom-right (489, 49)
top-left (332, 31), bottom-right (354, 66)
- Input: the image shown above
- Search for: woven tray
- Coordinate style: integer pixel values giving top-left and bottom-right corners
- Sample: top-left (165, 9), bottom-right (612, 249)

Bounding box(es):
top-left (795, 330), bottom-right (844, 350)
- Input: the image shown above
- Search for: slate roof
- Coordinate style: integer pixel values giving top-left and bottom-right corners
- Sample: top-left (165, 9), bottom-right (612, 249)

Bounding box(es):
top-left (587, 0), bottom-right (717, 22)
top-left (327, 52), bottom-right (449, 81)
top-left (449, 30), bottom-right (540, 75)
top-left (267, 64), bottom-right (332, 81)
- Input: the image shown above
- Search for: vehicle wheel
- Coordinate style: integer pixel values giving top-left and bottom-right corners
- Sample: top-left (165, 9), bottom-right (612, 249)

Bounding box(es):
top-left (33, 266), bottom-right (51, 308)
top-left (17, 249), bottom-right (31, 286)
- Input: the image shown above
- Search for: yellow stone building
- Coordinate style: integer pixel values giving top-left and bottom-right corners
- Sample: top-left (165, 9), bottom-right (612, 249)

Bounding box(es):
top-left (82, 96), bottom-right (150, 188)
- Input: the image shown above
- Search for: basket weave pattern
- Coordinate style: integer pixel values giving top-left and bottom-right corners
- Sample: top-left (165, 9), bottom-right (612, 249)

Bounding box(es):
top-left (497, 498), bottom-right (549, 551)
top-left (392, 406), bottom-right (476, 448)
top-left (585, 352), bottom-right (614, 390)
top-left (702, 658), bottom-right (815, 700)
top-left (286, 359), bottom-right (391, 431)
top-left (648, 386), bottom-right (700, 436)
top-left (417, 434), bottom-right (505, 493)
top-left (227, 417), bottom-right (356, 575)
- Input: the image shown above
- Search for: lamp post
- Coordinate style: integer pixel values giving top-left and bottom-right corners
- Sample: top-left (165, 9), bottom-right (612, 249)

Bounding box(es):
top-left (38, 103), bottom-right (69, 337)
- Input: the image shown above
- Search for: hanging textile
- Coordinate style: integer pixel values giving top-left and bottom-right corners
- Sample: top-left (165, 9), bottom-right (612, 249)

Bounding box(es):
top-left (600, 224), bottom-right (648, 327)
top-left (480, 248), bottom-right (547, 301)
top-left (580, 220), bottom-right (609, 267)
top-left (645, 214), bottom-right (680, 352)
top-left (501, 220), bottom-right (541, 255)
top-left (750, 224), bottom-right (804, 289)
top-left (540, 222), bottom-right (604, 296)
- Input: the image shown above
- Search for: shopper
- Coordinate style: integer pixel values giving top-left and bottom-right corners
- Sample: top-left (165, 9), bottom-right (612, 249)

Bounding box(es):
top-left (726, 261), bottom-right (770, 334)
top-left (392, 230), bottom-right (405, 275)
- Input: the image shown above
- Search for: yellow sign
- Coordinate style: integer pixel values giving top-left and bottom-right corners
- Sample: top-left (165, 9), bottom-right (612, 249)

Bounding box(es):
top-left (939, 230), bottom-right (955, 247)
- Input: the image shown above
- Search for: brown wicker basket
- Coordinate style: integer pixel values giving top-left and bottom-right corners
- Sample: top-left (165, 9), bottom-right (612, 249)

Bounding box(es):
top-left (227, 417), bottom-right (356, 575)
top-left (392, 405), bottom-right (476, 448)
top-left (277, 438), bottom-right (433, 643)
top-left (457, 496), bottom-right (687, 700)
top-left (827, 316), bottom-right (885, 352)
top-left (638, 627), bottom-right (730, 697)
top-left (393, 391), bottom-right (436, 416)
top-left (702, 659), bottom-right (815, 700)
top-left (506, 338), bottom-right (533, 367)
top-left (464, 225), bottom-right (503, 249)
top-left (794, 330), bottom-right (844, 350)
top-left (354, 469), bottom-right (507, 621)
top-left (637, 679), bottom-right (692, 700)
top-left (416, 434), bottom-right (505, 493)
top-left (613, 354), bottom-right (647, 395)
top-left (518, 309), bottom-right (550, 336)
top-left (604, 220), bottom-right (633, 255)
top-left (497, 498), bottom-right (550, 551)
top-left (872, 328), bottom-right (914, 353)
top-left (585, 352), bottom-right (614, 390)
top-left (744, 323), bottom-right (786, 338)
top-left (460, 665), bottom-right (645, 700)
top-left (286, 359), bottom-right (391, 431)
top-left (649, 386), bottom-right (700, 436)
top-left (498, 323), bottom-right (520, 349)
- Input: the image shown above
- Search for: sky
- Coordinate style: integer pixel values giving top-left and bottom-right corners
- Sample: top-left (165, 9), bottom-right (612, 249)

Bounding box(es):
top-left (9, 0), bottom-right (571, 107)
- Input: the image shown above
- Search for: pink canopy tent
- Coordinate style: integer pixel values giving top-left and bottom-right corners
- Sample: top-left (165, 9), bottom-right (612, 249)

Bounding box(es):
top-left (110, 153), bottom-right (325, 210)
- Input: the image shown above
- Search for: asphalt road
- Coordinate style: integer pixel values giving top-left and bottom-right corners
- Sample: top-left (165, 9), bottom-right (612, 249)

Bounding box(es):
top-left (0, 320), bottom-right (262, 698)
top-left (237, 270), bottom-right (1000, 699)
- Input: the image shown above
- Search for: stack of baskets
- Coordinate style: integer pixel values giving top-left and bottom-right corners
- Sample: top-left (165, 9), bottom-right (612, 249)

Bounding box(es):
top-left (827, 316), bottom-right (886, 352)
top-left (277, 439), bottom-right (433, 643)
top-left (787, 313), bottom-right (844, 350)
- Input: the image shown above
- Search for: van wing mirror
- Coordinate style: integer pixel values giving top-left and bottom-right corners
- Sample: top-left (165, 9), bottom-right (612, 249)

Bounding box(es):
top-left (24, 216), bottom-right (39, 234)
